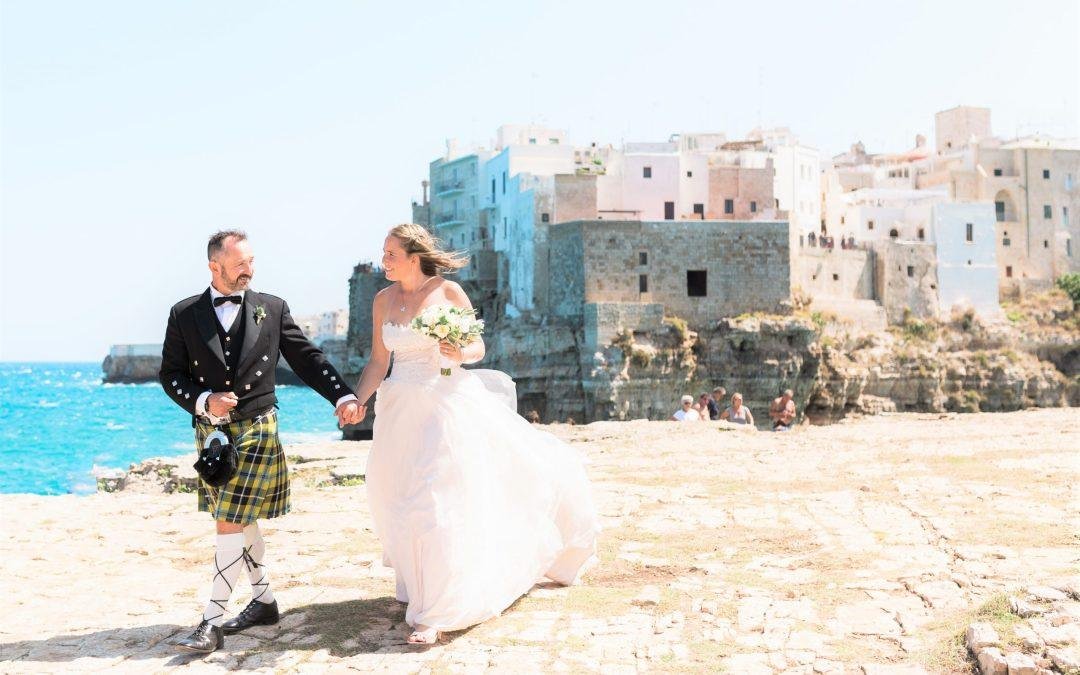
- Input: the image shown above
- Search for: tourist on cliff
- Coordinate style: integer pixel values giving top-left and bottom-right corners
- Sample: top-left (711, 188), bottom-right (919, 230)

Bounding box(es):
top-left (351, 224), bottom-right (600, 645)
top-left (770, 389), bottom-right (798, 432)
top-left (720, 393), bottom-right (755, 426)
top-left (671, 394), bottom-right (702, 421)
top-left (708, 387), bottom-right (726, 420)
top-left (158, 230), bottom-right (363, 654)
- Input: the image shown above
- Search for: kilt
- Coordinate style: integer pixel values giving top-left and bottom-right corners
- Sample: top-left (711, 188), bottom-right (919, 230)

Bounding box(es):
top-left (195, 411), bottom-right (290, 524)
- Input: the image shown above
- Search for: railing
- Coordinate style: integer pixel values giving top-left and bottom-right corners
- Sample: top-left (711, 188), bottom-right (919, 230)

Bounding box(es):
top-left (434, 179), bottom-right (465, 194)
top-left (434, 213), bottom-right (460, 224)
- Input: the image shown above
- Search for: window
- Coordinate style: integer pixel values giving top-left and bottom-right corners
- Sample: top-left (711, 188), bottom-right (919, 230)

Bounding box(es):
top-left (643, 166), bottom-right (652, 178)
top-left (502, 171), bottom-right (506, 195)
top-left (841, 216), bottom-right (846, 225)
top-left (750, 201), bottom-right (757, 213)
top-left (724, 199), bottom-right (734, 215)
top-left (686, 170), bottom-right (693, 178)
top-left (1068, 239), bottom-right (1073, 257)
top-left (889, 228), bottom-right (899, 239)
top-left (966, 223), bottom-right (974, 242)
top-left (867, 219), bottom-right (873, 230)
top-left (549, 138), bottom-right (559, 145)
top-left (664, 202), bottom-right (675, 220)
top-left (1044, 205), bottom-right (1052, 219)
top-left (693, 203), bottom-right (704, 216)
top-left (639, 274), bottom-right (648, 293)
top-left (993, 168), bottom-right (1002, 177)
top-left (491, 178), bottom-right (496, 203)
top-left (917, 228), bottom-right (925, 241)
top-left (528, 138), bottom-right (537, 144)
top-left (907, 266), bottom-right (914, 278)
top-left (832, 273), bottom-right (839, 281)
top-left (686, 270), bottom-right (707, 297)
top-left (1043, 169), bottom-right (1050, 179)
top-left (639, 252), bottom-right (648, 265)
top-left (503, 217), bottom-right (507, 237)
top-left (1068, 174), bottom-right (1075, 191)
top-left (1044, 240), bottom-right (1049, 248)
top-left (541, 213), bottom-right (550, 223)
top-left (1003, 237), bottom-right (1011, 247)
top-left (1006, 266), bottom-right (1013, 278)
top-left (1065, 206), bottom-right (1070, 226)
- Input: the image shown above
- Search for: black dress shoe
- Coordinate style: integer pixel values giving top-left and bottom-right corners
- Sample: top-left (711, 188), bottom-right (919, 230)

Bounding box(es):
top-left (174, 620), bottom-right (224, 653)
top-left (221, 599), bottom-right (280, 635)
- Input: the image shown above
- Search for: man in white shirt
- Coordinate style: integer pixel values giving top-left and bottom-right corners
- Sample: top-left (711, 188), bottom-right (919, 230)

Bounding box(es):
top-left (670, 395), bottom-right (702, 422)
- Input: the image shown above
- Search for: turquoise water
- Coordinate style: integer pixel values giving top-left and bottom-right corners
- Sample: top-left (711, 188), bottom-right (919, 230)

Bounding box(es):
top-left (0, 362), bottom-right (344, 495)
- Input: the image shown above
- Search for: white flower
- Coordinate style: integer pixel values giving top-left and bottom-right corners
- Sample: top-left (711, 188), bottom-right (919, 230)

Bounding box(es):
top-left (433, 323), bottom-right (451, 339)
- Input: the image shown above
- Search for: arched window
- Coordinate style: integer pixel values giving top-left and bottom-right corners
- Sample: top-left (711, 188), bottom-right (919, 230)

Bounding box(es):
top-left (889, 228), bottom-right (899, 239)
top-left (994, 190), bottom-right (1017, 222)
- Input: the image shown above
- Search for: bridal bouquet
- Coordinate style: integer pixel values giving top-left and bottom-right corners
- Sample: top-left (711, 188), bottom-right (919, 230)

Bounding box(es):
top-left (411, 305), bottom-right (485, 375)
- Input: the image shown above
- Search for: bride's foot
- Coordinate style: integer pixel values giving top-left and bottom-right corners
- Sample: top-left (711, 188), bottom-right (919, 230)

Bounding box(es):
top-left (407, 625), bottom-right (439, 645)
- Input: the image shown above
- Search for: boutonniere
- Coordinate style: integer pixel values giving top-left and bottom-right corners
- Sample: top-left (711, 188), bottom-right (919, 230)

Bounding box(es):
top-left (253, 306), bottom-right (267, 325)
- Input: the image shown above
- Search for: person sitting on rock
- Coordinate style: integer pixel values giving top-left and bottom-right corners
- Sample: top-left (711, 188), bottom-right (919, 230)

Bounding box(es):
top-left (770, 389), bottom-right (797, 431)
top-left (719, 393), bottom-right (754, 426)
top-left (670, 395), bottom-right (701, 422)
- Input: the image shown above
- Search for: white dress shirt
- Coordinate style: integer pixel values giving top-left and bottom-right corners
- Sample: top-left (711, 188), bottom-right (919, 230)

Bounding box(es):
top-left (196, 285), bottom-right (356, 424)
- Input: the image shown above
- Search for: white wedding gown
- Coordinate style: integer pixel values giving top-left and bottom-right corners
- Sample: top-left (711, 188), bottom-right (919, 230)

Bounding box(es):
top-left (366, 320), bottom-right (600, 632)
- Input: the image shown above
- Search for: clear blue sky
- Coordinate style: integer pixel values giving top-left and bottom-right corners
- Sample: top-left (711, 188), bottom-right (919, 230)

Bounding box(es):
top-left (2, 0), bottom-right (1077, 361)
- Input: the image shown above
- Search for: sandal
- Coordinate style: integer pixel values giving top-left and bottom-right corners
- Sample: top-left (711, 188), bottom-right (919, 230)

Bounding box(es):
top-left (407, 625), bottom-right (439, 645)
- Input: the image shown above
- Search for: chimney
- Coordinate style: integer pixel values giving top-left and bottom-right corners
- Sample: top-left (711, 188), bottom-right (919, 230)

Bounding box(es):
top-left (421, 180), bottom-right (429, 205)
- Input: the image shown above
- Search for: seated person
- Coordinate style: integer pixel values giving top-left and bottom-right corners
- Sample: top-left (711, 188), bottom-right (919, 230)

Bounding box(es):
top-left (719, 393), bottom-right (754, 426)
top-left (671, 395), bottom-right (701, 422)
top-left (769, 389), bottom-right (797, 431)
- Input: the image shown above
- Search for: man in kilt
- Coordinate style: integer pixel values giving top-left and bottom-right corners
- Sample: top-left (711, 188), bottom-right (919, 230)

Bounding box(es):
top-left (159, 230), bottom-right (361, 653)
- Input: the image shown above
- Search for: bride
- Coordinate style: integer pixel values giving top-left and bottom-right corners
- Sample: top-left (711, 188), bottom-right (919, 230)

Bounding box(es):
top-left (351, 224), bottom-right (600, 644)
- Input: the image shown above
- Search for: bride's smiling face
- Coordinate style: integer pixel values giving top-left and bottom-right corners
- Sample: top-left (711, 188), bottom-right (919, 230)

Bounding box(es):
top-left (382, 235), bottom-right (417, 281)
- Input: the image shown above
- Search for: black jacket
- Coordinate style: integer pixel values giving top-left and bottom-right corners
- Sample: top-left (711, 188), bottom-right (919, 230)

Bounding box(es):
top-left (159, 288), bottom-right (349, 424)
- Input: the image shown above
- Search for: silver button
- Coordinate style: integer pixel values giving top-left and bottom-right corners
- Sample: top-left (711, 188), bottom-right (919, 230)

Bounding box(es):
top-left (225, 380), bottom-right (231, 386)
top-left (199, 377), bottom-right (205, 382)
top-left (322, 369), bottom-right (328, 375)
top-left (194, 361), bottom-right (198, 366)
top-left (256, 371), bottom-right (262, 376)
top-left (171, 380), bottom-right (177, 386)
top-left (330, 376), bottom-right (336, 381)
top-left (225, 351), bottom-right (230, 356)
top-left (226, 366), bottom-right (231, 371)
top-left (334, 384), bottom-right (341, 390)
top-left (245, 384), bottom-right (251, 390)
top-left (262, 355), bottom-right (268, 361)
top-left (176, 389), bottom-right (182, 395)
top-left (225, 337), bottom-right (231, 342)
top-left (185, 393), bottom-right (190, 400)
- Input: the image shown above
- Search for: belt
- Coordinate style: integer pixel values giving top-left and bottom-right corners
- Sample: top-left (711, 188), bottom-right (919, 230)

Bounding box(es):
top-left (227, 405), bottom-right (277, 423)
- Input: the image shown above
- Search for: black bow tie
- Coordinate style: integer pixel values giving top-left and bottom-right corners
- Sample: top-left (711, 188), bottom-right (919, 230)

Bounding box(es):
top-left (213, 295), bottom-right (242, 307)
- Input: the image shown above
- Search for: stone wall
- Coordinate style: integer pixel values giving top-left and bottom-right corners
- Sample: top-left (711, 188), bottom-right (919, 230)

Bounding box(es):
top-left (875, 241), bottom-right (939, 323)
top-left (796, 247), bottom-right (875, 302)
top-left (548, 219), bottom-right (792, 328)
top-left (705, 162), bottom-right (774, 220)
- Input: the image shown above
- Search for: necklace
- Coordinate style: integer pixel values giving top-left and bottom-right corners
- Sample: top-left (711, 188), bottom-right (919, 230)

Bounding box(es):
top-left (399, 276), bottom-right (434, 312)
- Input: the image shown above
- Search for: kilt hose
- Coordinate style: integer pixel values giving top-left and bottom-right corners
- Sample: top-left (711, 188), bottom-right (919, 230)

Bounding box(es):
top-left (195, 411), bottom-right (290, 525)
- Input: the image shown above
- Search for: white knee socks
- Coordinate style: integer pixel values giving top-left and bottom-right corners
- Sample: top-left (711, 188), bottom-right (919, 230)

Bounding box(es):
top-left (242, 523), bottom-right (275, 604)
top-left (202, 533), bottom-right (247, 626)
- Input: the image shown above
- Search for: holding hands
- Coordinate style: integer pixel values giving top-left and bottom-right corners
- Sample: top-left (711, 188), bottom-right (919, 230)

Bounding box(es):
top-left (335, 400), bottom-right (367, 428)
top-left (207, 392), bottom-right (239, 418)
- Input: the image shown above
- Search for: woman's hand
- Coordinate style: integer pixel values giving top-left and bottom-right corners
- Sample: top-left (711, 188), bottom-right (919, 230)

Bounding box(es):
top-left (438, 340), bottom-right (464, 365)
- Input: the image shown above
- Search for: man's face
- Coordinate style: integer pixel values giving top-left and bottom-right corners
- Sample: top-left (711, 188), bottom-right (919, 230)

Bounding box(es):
top-left (210, 237), bottom-right (255, 293)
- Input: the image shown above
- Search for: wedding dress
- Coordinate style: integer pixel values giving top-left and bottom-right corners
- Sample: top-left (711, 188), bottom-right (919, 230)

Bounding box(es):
top-left (366, 317), bottom-right (600, 632)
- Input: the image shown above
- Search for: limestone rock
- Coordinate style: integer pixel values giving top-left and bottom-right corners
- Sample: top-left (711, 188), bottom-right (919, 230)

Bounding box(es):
top-left (631, 585), bottom-right (660, 607)
top-left (1004, 651), bottom-right (1037, 675)
top-left (1028, 585), bottom-right (1068, 602)
top-left (966, 622), bottom-right (1000, 652)
top-left (1047, 647), bottom-right (1080, 673)
top-left (976, 647), bottom-right (1008, 675)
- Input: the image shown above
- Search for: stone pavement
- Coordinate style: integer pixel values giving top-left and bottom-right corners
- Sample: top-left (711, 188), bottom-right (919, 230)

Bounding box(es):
top-left (1, 409), bottom-right (1078, 673)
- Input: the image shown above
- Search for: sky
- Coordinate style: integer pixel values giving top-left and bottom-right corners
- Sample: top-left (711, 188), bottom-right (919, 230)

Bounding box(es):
top-left (2, 0), bottom-right (1078, 361)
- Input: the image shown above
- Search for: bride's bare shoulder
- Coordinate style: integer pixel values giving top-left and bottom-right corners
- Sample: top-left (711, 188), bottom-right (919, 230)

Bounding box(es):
top-left (372, 285), bottom-right (396, 311)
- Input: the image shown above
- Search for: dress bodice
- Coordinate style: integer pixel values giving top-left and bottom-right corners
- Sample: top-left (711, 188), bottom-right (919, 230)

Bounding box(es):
top-left (382, 322), bottom-right (440, 382)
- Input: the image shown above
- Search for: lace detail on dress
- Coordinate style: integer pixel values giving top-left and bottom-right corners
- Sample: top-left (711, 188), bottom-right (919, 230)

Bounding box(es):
top-left (382, 323), bottom-right (440, 383)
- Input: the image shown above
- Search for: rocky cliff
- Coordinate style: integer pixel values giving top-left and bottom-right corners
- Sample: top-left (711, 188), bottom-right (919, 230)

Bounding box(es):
top-left (471, 290), bottom-right (1079, 426)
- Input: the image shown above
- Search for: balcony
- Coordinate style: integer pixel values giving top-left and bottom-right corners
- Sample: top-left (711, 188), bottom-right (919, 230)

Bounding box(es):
top-left (434, 179), bottom-right (465, 196)
top-left (434, 213), bottom-right (464, 226)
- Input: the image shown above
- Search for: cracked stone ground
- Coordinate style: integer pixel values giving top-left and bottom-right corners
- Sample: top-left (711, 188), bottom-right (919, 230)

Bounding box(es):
top-left (1, 409), bottom-right (1077, 673)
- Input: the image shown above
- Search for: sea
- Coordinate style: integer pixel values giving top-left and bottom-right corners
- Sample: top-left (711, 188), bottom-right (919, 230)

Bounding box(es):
top-left (0, 362), bottom-right (344, 495)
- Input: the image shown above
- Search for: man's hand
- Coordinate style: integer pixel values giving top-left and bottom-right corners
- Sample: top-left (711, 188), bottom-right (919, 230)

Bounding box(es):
top-left (335, 400), bottom-right (366, 428)
top-left (208, 392), bottom-right (239, 417)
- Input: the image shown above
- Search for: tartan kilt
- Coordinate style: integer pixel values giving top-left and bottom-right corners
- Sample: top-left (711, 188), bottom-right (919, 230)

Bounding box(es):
top-left (194, 411), bottom-right (290, 524)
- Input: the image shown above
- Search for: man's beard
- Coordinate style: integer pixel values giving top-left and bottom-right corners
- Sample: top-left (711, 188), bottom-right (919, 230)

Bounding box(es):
top-left (224, 274), bottom-right (252, 292)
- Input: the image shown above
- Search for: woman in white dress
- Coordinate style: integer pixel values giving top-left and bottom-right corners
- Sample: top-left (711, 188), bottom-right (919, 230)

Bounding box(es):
top-left (351, 224), bottom-right (600, 644)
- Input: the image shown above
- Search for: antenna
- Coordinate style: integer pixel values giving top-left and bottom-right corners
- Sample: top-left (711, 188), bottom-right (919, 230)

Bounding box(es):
top-left (756, 66), bottom-right (764, 128)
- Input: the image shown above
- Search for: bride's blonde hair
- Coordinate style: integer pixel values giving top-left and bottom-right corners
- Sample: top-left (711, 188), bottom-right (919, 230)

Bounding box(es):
top-left (388, 224), bottom-right (469, 276)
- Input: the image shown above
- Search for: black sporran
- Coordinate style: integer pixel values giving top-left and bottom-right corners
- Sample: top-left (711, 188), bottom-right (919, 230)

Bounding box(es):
top-left (194, 429), bottom-right (238, 487)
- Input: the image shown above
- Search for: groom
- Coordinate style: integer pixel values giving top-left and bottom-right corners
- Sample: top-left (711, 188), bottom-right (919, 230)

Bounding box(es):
top-left (159, 229), bottom-right (361, 653)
